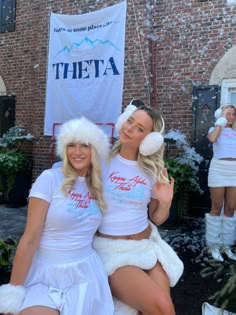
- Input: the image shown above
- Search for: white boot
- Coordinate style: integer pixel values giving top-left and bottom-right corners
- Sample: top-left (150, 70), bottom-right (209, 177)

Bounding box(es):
top-left (205, 214), bottom-right (224, 262)
top-left (222, 215), bottom-right (236, 261)
top-left (223, 247), bottom-right (236, 261)
top-left (209, 246), bottom-right (224, 262)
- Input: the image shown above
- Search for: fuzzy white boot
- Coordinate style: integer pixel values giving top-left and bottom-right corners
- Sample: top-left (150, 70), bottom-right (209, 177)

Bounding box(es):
top-left (205, 214), bottom-right (224, 262)
top-left (202, 302), bottom-right (236, 314)
top-left (222, 215), bottom-right (236, 261)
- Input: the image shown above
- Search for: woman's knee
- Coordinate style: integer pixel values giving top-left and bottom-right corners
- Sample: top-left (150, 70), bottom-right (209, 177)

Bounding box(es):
top-left (20, 306), bottom-right (59, 315)
top-left (141, 291), bottom-right (175, 315)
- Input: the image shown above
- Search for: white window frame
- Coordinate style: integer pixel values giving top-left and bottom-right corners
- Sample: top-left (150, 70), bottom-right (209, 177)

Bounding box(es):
top-left (227, 0), bottom-right (236, 6)
top-left (221, 79), bottom-right (236, 105)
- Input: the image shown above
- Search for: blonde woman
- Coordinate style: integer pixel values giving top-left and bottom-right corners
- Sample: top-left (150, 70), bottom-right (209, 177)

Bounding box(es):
top-left (93, 102), bottom-right (184, 315)
top-left (206, 104), bottom-right (236, 262)
top-left (0, 118), bottom-right (114, 315)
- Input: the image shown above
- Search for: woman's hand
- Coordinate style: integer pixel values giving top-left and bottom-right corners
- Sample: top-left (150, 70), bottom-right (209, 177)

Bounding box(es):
top-left (221, 108), bottom-right (230, 120)
top-left (149, 168), bottom-right (175, 226)
top-left (153, 168), bottom-right (174, 205)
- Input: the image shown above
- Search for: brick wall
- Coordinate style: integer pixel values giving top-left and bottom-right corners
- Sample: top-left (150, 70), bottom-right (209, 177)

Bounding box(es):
top-left (153, 0), bottom-right (236, 138)
top-left (0, 0), bottom-right (235, 180)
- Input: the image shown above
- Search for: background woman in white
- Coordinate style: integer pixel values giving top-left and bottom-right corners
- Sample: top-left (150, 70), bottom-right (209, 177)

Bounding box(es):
top-left (206, 104), bottom-right (236, 262)
top-left (0, 117), bottom-right (114, 315)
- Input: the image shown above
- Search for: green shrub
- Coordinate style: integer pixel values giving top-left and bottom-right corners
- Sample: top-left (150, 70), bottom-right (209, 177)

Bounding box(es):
top-left (0, 125), bottom-right (34, 196)
top-left (0, 238), bottom-right (17, 270)
top-left (0, 149), bottom-right (32, 193)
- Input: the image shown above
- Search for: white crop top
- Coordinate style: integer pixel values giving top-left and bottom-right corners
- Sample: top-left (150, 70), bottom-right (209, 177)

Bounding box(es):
top-left (208, 127), bottom-right (236, 159)
top-left (98, 154), bottom-right (156, 235)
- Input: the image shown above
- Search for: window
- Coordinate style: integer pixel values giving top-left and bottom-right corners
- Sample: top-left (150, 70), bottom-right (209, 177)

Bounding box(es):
top-left (221, 79), bottom-right (236, 106)
top-left (0, 0), bottom-right (16, 33)
top-left (227, 0), bottom-right (236, 5)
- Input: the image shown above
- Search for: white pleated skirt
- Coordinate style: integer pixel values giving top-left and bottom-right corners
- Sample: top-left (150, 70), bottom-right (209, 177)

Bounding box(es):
top-left (208, 158), bottom-right (236, 187)
top-left (20, 246), bottom-right (114, 315)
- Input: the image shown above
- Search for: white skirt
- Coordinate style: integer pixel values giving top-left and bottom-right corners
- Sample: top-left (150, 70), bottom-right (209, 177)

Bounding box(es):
top-left (20, 246), bottom-right (114, 315)
top-left (93, 222), bottom-right (184, 288)
top-left (208, 158), bottom-right (236, 187)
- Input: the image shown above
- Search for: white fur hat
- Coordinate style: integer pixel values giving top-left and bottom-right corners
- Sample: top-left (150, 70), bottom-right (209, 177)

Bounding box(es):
top-left (56, 117), bottom-right (110, 160)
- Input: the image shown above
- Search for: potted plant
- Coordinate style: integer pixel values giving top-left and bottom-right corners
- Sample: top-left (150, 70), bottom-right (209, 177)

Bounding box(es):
top-left (0, 237), bottom-right (17, 284)
top-left (0, 125), bottom-right (34, 207)
top-left (0, 237), bottom-right (17, 269)
top-left (164, 129), bottom-right (203, 223)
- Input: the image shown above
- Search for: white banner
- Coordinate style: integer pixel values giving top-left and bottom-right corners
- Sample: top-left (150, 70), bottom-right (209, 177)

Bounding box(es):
top-left (44, 1), bottom-right (127, 136)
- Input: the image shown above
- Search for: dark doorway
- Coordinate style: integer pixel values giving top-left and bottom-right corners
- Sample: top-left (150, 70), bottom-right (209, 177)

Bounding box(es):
top-left (0, 96), bottom-right (15, 137)
top-left (190, 85), bottom-right (221, 216)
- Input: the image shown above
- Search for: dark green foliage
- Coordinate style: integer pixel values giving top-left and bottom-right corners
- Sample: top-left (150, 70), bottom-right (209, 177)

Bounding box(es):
top-left (0, 125), bottom-right (34, 195)
top-left (165, 158), bottom-right (202, 196)
top-left (201, 263), bottom-right (236, 312)
top-left (0, 238), bottom-right (17, 270)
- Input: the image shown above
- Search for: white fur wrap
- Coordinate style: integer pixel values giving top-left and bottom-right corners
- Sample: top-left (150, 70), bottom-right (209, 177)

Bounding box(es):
top-left (93, 222), bottom-right (184, 287)
top-left (0, 283), bottom-right (26, 314)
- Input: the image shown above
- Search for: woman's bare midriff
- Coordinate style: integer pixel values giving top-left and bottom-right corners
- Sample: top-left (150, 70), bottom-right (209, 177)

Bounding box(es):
top-left (219, 158), bottom-right (236, 161)
top-left (97, 224), bottom-right (152, 240)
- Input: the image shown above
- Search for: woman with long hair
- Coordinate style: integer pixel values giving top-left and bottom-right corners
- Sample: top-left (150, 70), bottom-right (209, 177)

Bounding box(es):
top-left (0, 117), bottom-right (114, 315)
top-left (206, 104), bottom-right (236, 262)
top-left (93, 102), bottom-right (184, 315)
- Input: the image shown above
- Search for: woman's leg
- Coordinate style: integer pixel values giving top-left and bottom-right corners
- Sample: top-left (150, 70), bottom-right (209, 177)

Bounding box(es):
top-left (221, 187), bottom-right (236, 261)
top-left (209, 187), bottom-right (225, 216)
top-left (146, 262), bottom-right (171, 294)
top-left (224, 187), bottom-right (236, 217)
top-left (20, 306), bottom-right (59, 315)
top-left (206, 188), bottom-right (225, 261)
top-left (109, 263), bottom-right (175, 315)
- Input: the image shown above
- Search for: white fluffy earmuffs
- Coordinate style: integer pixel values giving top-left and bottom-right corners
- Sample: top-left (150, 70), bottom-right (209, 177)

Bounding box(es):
top-left (214, 104), bottom-right (236, 128)
top-left (214, 104), bottom-right (236, 119)
top-left (115, 102), bottom-right (165, 156)
top-left (139, 125), bottom-right (164, 156)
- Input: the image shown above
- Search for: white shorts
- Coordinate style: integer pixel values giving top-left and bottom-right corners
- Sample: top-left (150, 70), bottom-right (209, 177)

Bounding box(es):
top-left (208, 158), bottom-right (236, 187)
top-left (93, 222), bottom-right (184, 287)
top-left (20, 247), bottom-right (114, 315)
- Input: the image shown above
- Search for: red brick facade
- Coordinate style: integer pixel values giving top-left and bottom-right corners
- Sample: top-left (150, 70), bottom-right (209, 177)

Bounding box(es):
top-left (0, 0), bottom-right (235, 180)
